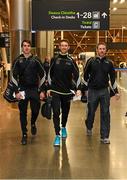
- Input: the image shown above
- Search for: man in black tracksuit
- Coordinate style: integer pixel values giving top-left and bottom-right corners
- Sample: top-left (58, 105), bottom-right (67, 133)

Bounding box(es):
top-left (84, 42), bottom-right (120, 144)
top-left (12, 40), bottom-right (46, 145)
top-left (47, 39), bottom-right (81, 146)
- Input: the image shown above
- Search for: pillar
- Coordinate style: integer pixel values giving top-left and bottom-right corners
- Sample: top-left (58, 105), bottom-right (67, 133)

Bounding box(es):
top-left (36, 31), bottom-right (47, 61)
top-left (9, 0), bottom-right (31, 62)
top-left (46, 31), bottom-right (54, 58)
top-left (36, 31), bottom-right (54, 61)
top-left (96, 31), bottom-right (99, 44)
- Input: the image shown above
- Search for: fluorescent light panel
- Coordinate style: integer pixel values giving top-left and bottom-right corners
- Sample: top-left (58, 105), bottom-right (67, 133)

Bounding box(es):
top-left (113, 0), bottom-right (118, 4)
top-left (119, 0), bottom-right (125, 4)
top-left (112, 7), bottom-right (118, 11)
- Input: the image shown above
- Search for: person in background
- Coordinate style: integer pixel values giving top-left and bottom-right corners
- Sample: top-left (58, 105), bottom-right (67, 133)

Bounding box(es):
top-left (43, 56), bottom-right (50, 92)
top-left (47, 39), bottom-right (81, 146)
top-left (11, 40), bottom-right (46, 145)
top-left (77, 60), bottom-right (84, 79)
top-left (83, 42), bottom-right (120, 144)
top-left (43, 56), bottom-right (50, 79)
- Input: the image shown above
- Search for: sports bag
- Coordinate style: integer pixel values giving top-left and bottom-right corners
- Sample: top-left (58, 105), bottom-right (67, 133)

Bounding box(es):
top-left (41, 96), bottom-right (52, 120)
top-left (3, 81), bottom-right (18, 103)
top-left (109, 86), bottom-right (115, 97)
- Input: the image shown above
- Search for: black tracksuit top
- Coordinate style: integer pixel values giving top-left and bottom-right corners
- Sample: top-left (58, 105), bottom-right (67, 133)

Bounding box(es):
top-left (84, 56), bottom-right (118, 93)
top-left (48, 53), bottom-right (80, 94)
top-left (11, 54), bottom-right (46, 93)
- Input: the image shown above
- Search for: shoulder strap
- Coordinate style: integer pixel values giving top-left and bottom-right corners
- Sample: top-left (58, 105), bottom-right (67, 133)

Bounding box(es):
top-left (84, 57), bottom-right (95, 70)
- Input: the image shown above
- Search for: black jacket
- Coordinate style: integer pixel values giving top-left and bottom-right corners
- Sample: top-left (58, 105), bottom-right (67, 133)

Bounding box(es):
top-left (48, 53), bottom-right (80, 95)
top-left (11, 54), bottom-right (46, 93)
top-left (83, 56), bottom-right (118, 94)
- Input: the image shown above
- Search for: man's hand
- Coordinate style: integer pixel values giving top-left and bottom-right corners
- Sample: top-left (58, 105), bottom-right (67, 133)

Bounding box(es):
top-left (40, 92), bottom-right (45, 100)
top-left (115, 93), bottom-right (120, 100)
top-left (76, 90), bottom-right (81, 96)
top-left (15, 92), bottom-right (23, 100)
top-left (47, 90), bottom-right (51, 97)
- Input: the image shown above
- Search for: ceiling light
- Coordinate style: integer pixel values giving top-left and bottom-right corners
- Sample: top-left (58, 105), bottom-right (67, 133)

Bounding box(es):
top-left (112, 7), bottom-right (117, 11)
top-left (122, 26), bottom-right (126, 29)
top-left (113, 0), bottom-right (118, 3)
top-left (119, 0), bottom-right (125, 4)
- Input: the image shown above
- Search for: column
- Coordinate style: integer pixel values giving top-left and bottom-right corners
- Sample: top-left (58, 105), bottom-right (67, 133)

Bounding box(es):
top-left (36, 31), bottom-right (54, 61)
top-left (46, 31), bottom-right (54, 58)
top-left (9, 0), bottom-right (31, 62)
top-left (36, 31), bottom-right (47, 61)
top-left (96, 31), bottom-right (99, 44)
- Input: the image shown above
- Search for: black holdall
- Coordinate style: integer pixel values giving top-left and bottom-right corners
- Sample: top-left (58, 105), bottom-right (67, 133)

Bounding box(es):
top-left (3, 81), bottom-right (18, 103)
top-left (41, 96), bottom-right (52, 120)
top-left (81, 94), bottom-right (87, 103)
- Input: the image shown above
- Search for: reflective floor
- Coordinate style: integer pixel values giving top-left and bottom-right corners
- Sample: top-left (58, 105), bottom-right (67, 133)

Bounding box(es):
top-left (1, 80), bottom-right (127, 179)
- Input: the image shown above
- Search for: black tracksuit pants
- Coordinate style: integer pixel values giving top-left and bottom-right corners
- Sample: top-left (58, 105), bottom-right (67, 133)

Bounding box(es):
top-left (18, 88), bottom-right (40, 135)
top-left (51, 92), bottom-right (71, 135)
top-left (85, 88), bottom-right (110, 139)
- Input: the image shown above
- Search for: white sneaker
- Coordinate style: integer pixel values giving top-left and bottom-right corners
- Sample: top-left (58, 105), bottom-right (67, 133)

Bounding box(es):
top-left (86, 129), bottom-right (92, 136)
top-left (100, 138), bottom-right (110, 144)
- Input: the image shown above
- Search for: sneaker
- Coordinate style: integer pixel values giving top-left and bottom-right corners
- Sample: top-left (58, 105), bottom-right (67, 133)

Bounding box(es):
top-left (61, 127), bottom-right (67, 138)
top-left (21, 134), bottom-right (27, 145)
top-left (54, 135), bottom-right (60, 146)
top-left (86, 129), bottom-right (92, 136)
top-left (31, 124), bottom-right (37, 135)
top-left (100, 138), bottom-right (110, 144)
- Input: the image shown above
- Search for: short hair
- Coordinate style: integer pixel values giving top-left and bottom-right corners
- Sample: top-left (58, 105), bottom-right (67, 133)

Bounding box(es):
top-left (59, 39), bottom-right (70, 45)
top-left (96, 42), bottom-right (107, 49)
top-left (21, 40), bottom-right (32, 47)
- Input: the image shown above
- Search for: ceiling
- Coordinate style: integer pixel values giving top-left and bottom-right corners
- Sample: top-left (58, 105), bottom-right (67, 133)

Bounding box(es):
top-left (0, 0), bottom-right (127, 30)
top-left (110, 0), bottom-right (127, 28)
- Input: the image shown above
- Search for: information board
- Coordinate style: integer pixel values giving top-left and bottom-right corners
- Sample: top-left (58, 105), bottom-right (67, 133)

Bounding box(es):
top-left (0, 32), bottom-right (10, 47)
top-left (32, 0), bottom-right (110, 30)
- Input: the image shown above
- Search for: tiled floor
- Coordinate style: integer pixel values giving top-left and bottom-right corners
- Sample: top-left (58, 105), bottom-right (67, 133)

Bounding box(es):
top-left (1, 83), bottom-right (127, 179)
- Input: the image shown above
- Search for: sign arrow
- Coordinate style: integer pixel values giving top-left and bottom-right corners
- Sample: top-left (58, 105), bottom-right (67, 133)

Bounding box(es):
top-left (102, 12), bottom-right (107, 18)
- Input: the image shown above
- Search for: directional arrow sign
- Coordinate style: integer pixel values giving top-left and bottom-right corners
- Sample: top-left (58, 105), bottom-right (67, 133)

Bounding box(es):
top-left (102, 12), bottom-right (107, 19)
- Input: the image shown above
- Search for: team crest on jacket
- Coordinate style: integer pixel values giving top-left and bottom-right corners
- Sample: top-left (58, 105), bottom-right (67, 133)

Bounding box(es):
top-left (56, 58), bottom-right (61, 64)
top-left (19, 57), bottom-right (24, 63)
top-left (66, 62), bottom-right (71, 66)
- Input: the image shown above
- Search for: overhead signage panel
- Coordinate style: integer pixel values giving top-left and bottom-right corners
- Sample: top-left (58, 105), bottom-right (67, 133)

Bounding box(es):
top-left (32, 0), bottom-right (110, 30)
top-left (0, 32), bottom-right (10, 47)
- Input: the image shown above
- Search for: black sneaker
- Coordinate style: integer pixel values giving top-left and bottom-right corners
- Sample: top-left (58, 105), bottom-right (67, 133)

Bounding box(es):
top-left (31, 124), bottom-right (37, 135)
top-left (21, 134), bottom-right (27, 145)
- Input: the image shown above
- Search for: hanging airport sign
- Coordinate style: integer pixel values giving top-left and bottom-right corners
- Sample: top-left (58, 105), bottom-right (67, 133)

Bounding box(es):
top-left (0, 32), bottom-right (10, 47)
top-left (32, 0), bottom-right (110, 30)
